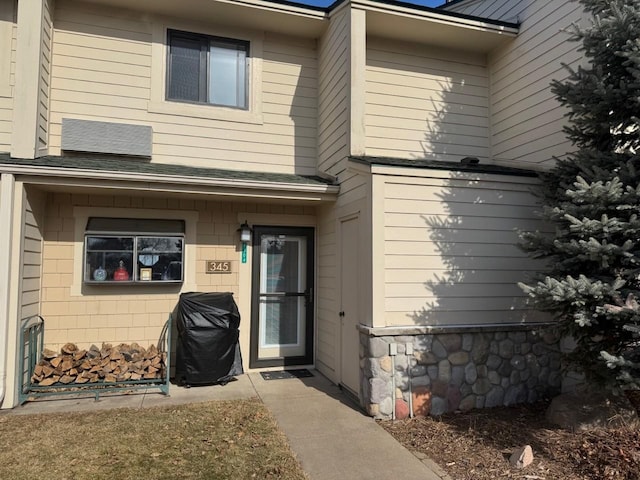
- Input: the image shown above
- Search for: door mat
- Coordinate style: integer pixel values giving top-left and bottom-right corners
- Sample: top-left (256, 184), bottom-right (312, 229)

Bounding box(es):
top-left (260, 369), bottom-right (314, 381)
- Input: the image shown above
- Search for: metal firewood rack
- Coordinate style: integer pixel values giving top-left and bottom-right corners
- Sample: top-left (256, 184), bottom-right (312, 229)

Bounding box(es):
top-left (18, 314), bottom-right (171, 404)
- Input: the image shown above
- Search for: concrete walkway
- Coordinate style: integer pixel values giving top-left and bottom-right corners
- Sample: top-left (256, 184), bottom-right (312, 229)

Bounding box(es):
top-left (6, 370), bottom-right (446, 480)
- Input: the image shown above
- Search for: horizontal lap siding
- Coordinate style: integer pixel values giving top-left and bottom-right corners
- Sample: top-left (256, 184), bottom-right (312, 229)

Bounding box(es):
top-left (488, 0), bottom-right (583, 169)
top-left (318, 8), bottom-right (349, 177)
top-left (0, 97), bottom-right (11, 151)
top-left (0, 5), bottom-right (16, 151)
top-left (49, 0), bottom-right (317, 175)
top-left (444, 0), bottom-right (521, 22)
top-left (38, 0), bottom-right (53, 155)
top-left (365, 38), bottom-right (489, 163)
top-left (316, 205), bottom-right (338, 376)
top-left (316, 8), bottom-right (353, 378)
top-left (383, 173), bottom-right (545, 327)
top-left (21, 189), bottom-right (45, 322)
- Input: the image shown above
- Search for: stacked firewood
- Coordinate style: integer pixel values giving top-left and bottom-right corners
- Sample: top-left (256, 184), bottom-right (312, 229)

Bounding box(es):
top-left (31, 342), bottom-right (166, 387)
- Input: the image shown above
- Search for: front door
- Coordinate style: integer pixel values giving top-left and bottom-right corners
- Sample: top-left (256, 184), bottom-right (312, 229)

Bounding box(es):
top-left (340, 216), bottom-right (360, 396)
top-left (250, 226), bottom-right (314, 368)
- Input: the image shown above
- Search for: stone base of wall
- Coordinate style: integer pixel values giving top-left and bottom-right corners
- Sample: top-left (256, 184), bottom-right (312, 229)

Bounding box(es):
top-left (360, 326), bottom-right (561, 418)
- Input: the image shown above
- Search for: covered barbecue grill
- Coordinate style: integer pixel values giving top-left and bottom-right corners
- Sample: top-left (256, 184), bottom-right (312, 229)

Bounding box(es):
top-left (174, 292), bottom-right (243, 386)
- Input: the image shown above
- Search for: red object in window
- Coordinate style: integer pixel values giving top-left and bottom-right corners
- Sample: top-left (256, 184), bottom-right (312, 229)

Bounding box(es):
top-left (114, 261), bottom-right (130, 281)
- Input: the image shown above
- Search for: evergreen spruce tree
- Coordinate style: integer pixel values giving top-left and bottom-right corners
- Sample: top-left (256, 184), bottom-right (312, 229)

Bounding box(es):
top-left (519, 0), bottom-right (640, 390)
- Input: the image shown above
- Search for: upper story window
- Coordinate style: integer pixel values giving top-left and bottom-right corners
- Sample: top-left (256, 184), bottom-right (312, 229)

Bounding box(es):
top-left (166, 29), bottom-right (249, 110)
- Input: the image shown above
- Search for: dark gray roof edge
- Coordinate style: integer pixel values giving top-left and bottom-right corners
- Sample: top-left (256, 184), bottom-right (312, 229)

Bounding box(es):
top-left (0, 153), bottom-right (337, 187)
top-left (350, 155), bottom-right (540, 178)
top-left (438, 0), bottom-right (473, 10)
top-left (267, 0), bottom-right (327, 12)
top-left (324, 0), bottom-right (519, 29)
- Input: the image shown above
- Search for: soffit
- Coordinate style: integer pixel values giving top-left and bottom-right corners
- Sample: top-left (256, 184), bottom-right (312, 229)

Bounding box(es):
top-left (362, 5), bottom-right (518, 53)
top-left (76, 0), bottom-right (328, 38)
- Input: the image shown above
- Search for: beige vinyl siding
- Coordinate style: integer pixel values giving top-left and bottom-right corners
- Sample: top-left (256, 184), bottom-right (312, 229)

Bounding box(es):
top-left (444, 0), bottom-right (521, 22)
top-left (20, 187), bottom-right (45, 323)
top-left (0, 1), bottom-right (16, 152)
top-left (316, 204), bottom-right (338, 377)
top-left (314, 7), bottom-right (351, 380)
top-left (315, 173), bottom-right (368, 381)
top-left (381, 171), bottom-right (547, 327)
top-left (315, 161), bottom-right (370, 381)
top-left (37, 0), bottom-right (53, 155)
top-left (488, 0), bottom-right (583, 169)
top-left (48, 0), bottom-right (318, 175)
top-left (317, 7), bottom-right (349, 176)
top-left (316, 169), bottom-right (371, 383)
top-left (365, 38), bottom-right (489, 163)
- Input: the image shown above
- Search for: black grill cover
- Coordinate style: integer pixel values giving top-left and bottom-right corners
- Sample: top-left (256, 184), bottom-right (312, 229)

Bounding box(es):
top-left (174, 292), bottom-right (243, 386)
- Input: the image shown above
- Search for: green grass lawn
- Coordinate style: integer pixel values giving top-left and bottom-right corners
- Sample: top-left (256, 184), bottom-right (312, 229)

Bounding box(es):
top-left (0, 398), bottom-right (307, 480)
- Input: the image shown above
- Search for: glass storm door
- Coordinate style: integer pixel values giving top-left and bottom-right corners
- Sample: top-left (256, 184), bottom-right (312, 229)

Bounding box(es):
top-left (250, 227), bottom-right (314, 368)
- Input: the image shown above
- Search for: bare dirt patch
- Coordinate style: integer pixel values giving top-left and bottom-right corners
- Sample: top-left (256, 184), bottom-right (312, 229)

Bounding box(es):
top-left (381, 392), bottom-right (640, 480)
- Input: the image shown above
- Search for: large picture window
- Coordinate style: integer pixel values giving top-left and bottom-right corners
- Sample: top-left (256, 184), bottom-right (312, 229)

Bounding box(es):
top-left (167, 29), bottom-right (249, 109)
top-left (84, 218), bottom-right (184, 284)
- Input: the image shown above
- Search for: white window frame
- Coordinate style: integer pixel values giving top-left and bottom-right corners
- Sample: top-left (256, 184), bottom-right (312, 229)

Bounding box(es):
top-left (148, 22), bottom-right (263, 125)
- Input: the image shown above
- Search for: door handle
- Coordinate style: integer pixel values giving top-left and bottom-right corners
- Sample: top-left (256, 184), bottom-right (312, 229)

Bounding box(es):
top-left (304, 287), bottom-right (313, 305)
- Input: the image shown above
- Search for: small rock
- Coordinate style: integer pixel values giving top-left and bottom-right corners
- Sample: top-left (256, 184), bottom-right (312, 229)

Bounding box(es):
top-left (509, 445), bottom-right (533, 469)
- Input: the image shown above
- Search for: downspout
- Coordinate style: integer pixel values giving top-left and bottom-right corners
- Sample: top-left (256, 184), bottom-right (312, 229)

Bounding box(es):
top-left (0, 173), bottom-right (15, 406)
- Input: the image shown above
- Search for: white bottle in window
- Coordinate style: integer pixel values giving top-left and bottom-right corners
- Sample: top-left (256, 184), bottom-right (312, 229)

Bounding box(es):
top-left (93, 265), bottom-right (107, 281)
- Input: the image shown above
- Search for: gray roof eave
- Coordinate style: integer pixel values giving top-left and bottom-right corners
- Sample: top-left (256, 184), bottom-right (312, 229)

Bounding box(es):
top-left (0, 154), bottom-right (339, 194)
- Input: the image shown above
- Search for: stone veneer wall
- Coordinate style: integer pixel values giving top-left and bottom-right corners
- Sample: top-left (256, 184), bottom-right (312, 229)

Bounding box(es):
top-left (361, 327), bottom-right (562, 418)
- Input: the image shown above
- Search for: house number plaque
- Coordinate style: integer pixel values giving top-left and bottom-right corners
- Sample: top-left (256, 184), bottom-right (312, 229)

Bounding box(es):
top-left (206, 260), bottom-right (232, 273)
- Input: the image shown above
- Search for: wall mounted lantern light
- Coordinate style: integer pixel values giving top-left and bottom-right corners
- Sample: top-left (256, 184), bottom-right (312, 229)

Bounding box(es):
top-left (238, 221), bottom-right (252, 244)
top-left (238, 221), bottom-right (252, 264)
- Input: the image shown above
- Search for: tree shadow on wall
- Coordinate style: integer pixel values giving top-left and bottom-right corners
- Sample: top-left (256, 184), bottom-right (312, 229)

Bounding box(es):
top-left (405, 169), bottom-right (547, 328)
top-left (387, 72), bottom-right (549, 328)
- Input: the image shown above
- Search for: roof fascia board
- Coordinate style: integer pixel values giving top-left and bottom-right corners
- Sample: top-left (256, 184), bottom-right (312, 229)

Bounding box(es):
top-left (438, 0), bottom-right (473, 10)
top-left (326, 0), bottom-right (350, 18)
top-left (1, 163), bottom-right (339, 198)
top-left (369, 163), bottom-right (541, 185)
top-left (215, 0), bottom-right (328, 19)
top-left (22, 175), bottom-right (336, 202)
top-left (347, 0), bottom-right (518, 32)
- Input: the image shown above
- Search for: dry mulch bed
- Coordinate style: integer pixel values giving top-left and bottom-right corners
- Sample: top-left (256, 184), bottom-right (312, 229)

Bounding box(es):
top-left (381, 391), bottom-right (640, 480)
